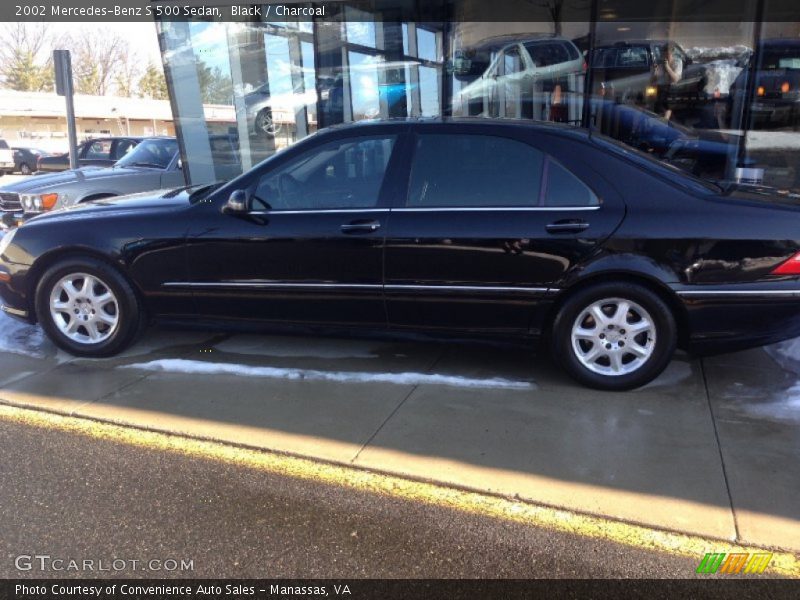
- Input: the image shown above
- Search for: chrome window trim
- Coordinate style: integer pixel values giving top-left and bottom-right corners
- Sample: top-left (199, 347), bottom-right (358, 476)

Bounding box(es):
top-left (393, 206), bottom-right (601, 212)
top-left (248, 208), bottom-right (390, 215)
top-left (245, 207), bottom-right (600, 215)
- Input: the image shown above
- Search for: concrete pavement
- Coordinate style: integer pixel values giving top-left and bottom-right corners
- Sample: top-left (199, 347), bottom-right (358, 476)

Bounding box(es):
top-left (0, 318), bottom-right (798, 554)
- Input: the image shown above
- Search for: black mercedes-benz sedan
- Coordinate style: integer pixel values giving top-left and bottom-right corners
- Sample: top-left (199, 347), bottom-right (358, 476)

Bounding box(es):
top-left (2, 119), bottom-right (800, 390)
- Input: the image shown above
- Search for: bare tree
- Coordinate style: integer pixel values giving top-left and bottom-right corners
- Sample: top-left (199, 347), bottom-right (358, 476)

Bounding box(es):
top-left (64, 28), bottom-right (128, 96)
top-left (0, 23), bottom-right (59, 92)
top-left (114, 48), bottom-right (143, 97)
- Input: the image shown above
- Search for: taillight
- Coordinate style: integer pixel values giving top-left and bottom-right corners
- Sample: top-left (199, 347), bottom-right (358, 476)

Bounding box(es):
top-left (781, 81), bottom-right (791, 93)
top-left (771, 251), bottom-right (800, 276)
top-left (757, 86), bottom-right (765, 97)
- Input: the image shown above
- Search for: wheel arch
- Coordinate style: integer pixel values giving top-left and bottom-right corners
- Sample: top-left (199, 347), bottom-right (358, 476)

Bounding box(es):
top-left (26, 247), bottom-right (147, 324)
top-left (545, 271), bottom-right (690, 349)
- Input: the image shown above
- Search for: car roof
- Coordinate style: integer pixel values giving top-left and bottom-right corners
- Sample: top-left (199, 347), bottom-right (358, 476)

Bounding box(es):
top-left (596, 40), bottom-right (680, 49)
top-left (320, 117), bottom-right (592, 141)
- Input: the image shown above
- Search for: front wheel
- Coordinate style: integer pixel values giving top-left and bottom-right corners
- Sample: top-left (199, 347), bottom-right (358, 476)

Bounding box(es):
top-left (20, 163), bottom-right (32, 175)
top-left (35, 258), bottom-right (145, 357)
top-left (551, 282), bottom-right (677, 391)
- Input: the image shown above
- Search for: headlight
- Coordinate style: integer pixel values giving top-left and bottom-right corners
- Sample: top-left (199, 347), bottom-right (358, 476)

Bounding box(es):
top-left (21, 193), bottom-right (58, 212)
top-left (0, 227), bottom-right (16, 258)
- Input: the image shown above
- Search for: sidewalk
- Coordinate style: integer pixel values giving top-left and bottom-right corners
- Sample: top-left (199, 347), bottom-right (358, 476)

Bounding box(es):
top-left (0, 320), bottom-right (798, 552)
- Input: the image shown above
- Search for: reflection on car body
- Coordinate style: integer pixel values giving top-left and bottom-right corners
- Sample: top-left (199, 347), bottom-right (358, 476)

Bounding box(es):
top-left (0, 138), bottom-right (184, 220)
top-left (730, 39), bottom-right (800, 129)
top-left (457, 37), bottom-right (585, 120)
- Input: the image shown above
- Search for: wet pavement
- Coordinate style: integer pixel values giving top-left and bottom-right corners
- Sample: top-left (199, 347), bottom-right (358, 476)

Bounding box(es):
top-left (0, 313), bottom-right (799, 551)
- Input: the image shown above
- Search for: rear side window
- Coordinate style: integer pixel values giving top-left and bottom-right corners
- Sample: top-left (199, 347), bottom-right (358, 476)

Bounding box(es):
top-left (407, 134), bottom-right (543, 207)
top-left (544, 159), bottom-right (599, 207)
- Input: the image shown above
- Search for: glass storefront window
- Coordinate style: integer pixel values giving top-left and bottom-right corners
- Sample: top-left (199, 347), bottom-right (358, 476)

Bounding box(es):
top-left (157, 1), bottom-right (799, 198)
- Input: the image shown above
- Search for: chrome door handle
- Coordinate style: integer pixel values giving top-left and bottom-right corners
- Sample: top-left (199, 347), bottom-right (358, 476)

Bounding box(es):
top-left (546, 219), bottom-right (589, 234)
top-left (341, 220), bottom-right (381, 234)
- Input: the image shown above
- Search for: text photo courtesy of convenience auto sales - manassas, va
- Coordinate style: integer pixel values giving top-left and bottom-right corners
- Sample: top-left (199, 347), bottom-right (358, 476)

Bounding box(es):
top-left (1, 0), bottom-right (800, 598)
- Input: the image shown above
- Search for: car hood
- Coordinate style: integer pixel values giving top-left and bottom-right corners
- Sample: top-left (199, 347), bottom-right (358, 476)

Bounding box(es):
top-left (24, 188), bottom-right (194, 225)
top-left (0, 166), bottom-right (158, 193)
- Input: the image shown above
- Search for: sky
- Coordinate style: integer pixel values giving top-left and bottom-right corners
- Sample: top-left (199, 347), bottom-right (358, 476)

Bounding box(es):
top-left (48, 22), bottom-right (163, 66)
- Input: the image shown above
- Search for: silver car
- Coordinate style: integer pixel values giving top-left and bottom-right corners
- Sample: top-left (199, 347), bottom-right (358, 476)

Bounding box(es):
top-left (0, 138), bottom-right (183, 224)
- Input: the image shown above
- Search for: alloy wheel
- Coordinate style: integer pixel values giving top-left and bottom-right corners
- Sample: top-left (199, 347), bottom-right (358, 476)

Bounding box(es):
top-left (48, 272), bottom-right (120, 345)
top-left (570, 297), bottom-right (656, 376)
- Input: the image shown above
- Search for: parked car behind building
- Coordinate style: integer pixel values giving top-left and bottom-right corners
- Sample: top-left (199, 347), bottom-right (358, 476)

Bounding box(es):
top-left (37, 136), bottom-right (142, 173)
top-left (11, 147), bottom-right (51, 175)
top-left (592, 41), bottom-right (709, 110)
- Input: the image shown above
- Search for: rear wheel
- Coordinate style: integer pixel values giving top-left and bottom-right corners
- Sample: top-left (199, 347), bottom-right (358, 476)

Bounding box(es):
top-left (552, 282), bottom-right (677, 390)
top-left (255, 109), bottom-right (282, 138)
top-left (36, 258), bottom-right (144, 357)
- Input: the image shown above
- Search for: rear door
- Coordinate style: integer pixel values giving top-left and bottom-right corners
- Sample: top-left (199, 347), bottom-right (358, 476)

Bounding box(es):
top-left (383, 125), bottom-right (625, 335)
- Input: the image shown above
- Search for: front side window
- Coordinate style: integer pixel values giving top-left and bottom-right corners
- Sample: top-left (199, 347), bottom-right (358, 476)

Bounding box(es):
top-left (115, 139), bottom-right (178, 169)
top-left (255, 135), bottom-right (397, 211)
top-left (407, 134), bottom-right (543, 208)
top-left (503, 46), bottom-right (525, 74)
top-left (85, 140), bottom-right (113, 160)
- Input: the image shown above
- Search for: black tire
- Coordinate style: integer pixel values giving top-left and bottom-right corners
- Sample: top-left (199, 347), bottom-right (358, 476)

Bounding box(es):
top-left (255, 108), bottom-right (281, 138)
top-left (35, 257), bottom-right (145, 357)
top-left (20, 163), bottom-right (32, 175)
top-left (551, 282), bottom-right (677, 391)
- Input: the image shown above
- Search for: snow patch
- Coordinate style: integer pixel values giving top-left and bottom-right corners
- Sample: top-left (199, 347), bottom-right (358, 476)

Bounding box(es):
top-left (765, 337), bottom-right (800, 377)
top-left (214, 336), bottom-right (378, 359)
top-left (684, 46), bottom-right (751, 61)
top-left (122, 358), bottom-right (535, 390)
top-left (0, 312), bottom-right (45, 358)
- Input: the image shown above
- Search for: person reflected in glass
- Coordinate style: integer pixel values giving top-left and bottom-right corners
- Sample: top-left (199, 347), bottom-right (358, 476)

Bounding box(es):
top-left (653, 42), bottom-right (683, 121)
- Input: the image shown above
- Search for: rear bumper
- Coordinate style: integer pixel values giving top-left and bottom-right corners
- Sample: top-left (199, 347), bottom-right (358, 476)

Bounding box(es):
top-left (675, 284), bottom-right (800, 355)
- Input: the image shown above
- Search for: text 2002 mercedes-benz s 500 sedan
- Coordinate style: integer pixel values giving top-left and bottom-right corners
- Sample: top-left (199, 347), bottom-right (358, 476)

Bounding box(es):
top-left (2, 119), bottom-right (800, 390)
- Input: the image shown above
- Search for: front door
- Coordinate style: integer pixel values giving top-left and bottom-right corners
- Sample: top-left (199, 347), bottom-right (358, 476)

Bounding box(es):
top-left (384, 127), bottom-right (625, 335)
top-left (184, 131), bottom-right (405, 328)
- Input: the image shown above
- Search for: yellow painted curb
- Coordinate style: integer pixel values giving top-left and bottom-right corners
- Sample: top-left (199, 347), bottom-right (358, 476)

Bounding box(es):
top-left (1, 403), bottom-right (798, 578)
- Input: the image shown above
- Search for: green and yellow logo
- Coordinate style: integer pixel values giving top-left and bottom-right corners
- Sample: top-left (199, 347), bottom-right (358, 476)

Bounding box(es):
top-left (696, 552), bottom-right (773, 574)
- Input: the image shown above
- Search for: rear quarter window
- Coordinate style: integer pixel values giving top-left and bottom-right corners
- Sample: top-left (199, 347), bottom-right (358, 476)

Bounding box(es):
top-left (544, 159), bottom-right (599, 207)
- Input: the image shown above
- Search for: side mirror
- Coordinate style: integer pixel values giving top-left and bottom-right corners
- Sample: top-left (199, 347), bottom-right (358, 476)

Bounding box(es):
top-left (224, 189), bottom-right (249, 214)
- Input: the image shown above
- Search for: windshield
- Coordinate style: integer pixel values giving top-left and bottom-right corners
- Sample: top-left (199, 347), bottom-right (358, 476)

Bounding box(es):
top-left (115, 139), bottom-right (178, 169)
top-left (761, 47), bottom-right (800, 70)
